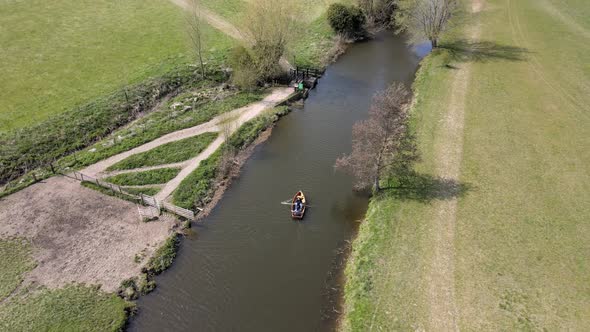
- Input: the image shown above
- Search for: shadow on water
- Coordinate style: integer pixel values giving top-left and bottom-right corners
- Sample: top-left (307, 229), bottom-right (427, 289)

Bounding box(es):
top-left (441, 39), bottom-right (530, 62)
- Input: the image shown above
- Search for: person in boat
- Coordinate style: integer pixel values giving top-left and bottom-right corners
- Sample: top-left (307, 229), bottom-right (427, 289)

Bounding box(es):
top-left (296, 193), bottom-right (305, 204)
top-left (293, 198), bottom-right (303, 215)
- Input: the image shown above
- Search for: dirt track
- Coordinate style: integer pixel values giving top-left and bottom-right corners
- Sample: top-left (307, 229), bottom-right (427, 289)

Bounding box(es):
top-left (0, 176), bottom-right (176, 292)
top-left (427, 0), bottom-right (483, 331)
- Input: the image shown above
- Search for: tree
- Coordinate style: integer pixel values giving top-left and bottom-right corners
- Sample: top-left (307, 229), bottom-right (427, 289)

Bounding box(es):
top-left (240, 0), bottom-right (299, 80)
top-left (326, 3), bottom-right (366, 39)
top-left (335, 83), bottom-right (411, 192)
top-left (187, 0), bottom-right (206, 78)
top-left (394, 0), bottom-right (458, 48)
top-left (358, 0), bottom-right (396, 27)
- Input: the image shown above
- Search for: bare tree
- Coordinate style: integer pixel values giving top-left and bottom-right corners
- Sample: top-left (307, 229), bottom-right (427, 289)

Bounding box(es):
top-left (394, 0), bottom-right (458, 48)
top-left (240, 0), bottom-right (299, 79)
top-left (335, 83), bottom-right (411, 192)
top-left (358, 0), bottom-right (396, 27)
top-left (187, 0), bottom-right (206, 78)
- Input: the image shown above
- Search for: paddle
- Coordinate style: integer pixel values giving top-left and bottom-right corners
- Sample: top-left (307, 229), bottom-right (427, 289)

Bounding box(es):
top-left (281, 200), bottom-right (314, 208)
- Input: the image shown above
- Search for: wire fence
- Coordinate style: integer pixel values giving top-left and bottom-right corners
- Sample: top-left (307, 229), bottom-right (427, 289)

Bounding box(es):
top-left (69, 171), bottom-right (195, 221)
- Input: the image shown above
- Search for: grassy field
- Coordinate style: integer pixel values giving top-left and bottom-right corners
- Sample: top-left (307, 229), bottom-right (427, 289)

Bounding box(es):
top-left (343, 0), bottom-right (590, 330)
top-left (0, 0), bottom-right (188, 132)
top-left (107, 132), bottom-right (218, 171)
top-left (0, 286), bottom-right (132, 332)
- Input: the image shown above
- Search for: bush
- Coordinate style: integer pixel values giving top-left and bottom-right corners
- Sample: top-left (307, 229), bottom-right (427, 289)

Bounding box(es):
top-left (145, 234), bottom-right (180, 275)
top-left (327, 3), bottom-right (366, 39)
top-left (228, 46), bottom-right (259, 89)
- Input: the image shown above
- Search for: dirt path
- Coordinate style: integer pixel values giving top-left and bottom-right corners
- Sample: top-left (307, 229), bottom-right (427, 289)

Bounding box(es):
top-left (169, 0), bottom-right (244, 41)
top-left (168, 0), bottom-right (293, 70)
top-left (427, 1), bottom-right (483, 331)
top-left (83, 87), bottom-right (292, 178)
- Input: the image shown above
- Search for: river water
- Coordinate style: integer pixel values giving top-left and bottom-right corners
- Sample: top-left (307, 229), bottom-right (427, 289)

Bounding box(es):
top-left (129, 32), bottom-right (423, 332)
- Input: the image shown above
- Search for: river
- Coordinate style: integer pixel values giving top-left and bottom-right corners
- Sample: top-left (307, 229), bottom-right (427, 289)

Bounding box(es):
top-left (129, 32), bottom-right (424, 331)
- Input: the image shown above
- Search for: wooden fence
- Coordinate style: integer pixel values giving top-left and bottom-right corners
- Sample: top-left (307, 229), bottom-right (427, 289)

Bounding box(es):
top-left (162, 201), bottom-right (195, 221)
top-left (69, 171), bottom-right (195, 221)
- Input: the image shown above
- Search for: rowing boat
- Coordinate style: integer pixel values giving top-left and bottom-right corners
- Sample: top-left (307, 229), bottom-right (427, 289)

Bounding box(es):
top-left (291, 191), bottom-right (306, 219)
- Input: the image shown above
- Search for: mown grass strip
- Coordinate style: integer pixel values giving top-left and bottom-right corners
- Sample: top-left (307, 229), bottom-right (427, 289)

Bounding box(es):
top-left (108, 132), bottom-right (218, 171)
top-left (105, 168), bottom-right (181, 186)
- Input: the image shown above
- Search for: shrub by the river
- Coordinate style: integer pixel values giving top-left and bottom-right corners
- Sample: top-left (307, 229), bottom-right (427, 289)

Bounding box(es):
top-left (327, 3), bottom-right (366, 39)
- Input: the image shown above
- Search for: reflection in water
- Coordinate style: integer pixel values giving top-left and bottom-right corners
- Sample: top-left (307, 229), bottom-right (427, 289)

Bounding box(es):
top-left (129, 32), bottom-right (422, 332)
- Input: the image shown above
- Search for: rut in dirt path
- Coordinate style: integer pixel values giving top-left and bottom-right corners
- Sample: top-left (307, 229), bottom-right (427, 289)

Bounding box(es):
top-left (82, 87), bottom-right (293, 201)
top-left (427, 1), bottom-right (483, 331)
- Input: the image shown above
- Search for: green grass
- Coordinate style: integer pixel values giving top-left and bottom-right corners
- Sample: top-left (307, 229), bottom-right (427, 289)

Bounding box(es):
top-left (343, 0), bottom-right (590, 330)
top-left (0, 239), bottom-right (36, 300)
top-left (108, 132), bottom-right (219, 171)
top-left (105, 168), bottom-right (181, 186)
top-left (0, 286), bottom-right (133, 332)
top-left (201, 0), bottom-right (246, 22)
top-left (172, 149), bottom-right (222, 210)
top-left (0, 0), bottom-right (239, 187)
top-left (0, 0), bottom-right (239, 133)
top-left (124, 187), bottom-right (161, 197)
top-left (0, 0), bottom-right (187, 132)
top-left (290, 12), bottom-right (338, 68)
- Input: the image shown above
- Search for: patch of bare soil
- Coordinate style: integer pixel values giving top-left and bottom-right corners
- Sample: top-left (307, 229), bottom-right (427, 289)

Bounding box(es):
top-left (0, 176), bottom-right (177, 292)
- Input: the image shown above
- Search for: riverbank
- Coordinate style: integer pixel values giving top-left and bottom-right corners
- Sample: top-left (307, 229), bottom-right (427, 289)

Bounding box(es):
top-left (129, 31), bottom-right (420, 331)
top-left (342, 0), bottom-right (590, 330)
top-left (0, 96), bottom-right (295, 331)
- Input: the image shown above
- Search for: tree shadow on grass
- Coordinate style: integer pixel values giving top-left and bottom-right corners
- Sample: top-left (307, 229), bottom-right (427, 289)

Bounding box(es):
top-left (441, 39), bottom-right (530, 63)
top-left (380, 171), bottom-right (472, 203)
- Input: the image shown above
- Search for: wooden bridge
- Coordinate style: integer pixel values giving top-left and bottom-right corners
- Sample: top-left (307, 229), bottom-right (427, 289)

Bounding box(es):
top-left (289, 66), bottom-right (323, 93)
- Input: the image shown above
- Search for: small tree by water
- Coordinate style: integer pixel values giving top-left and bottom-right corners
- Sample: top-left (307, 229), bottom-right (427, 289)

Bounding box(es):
top-left (187, 0), bottom-right (206, 79)
top-left (335, 83), bottom-right (412, 192)
top-left (394, 0), bottom-right (458, 48)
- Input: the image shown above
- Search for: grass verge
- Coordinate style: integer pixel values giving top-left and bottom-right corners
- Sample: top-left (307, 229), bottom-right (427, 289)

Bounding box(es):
top-left (105, 168), bottom-right (181, 186)
top-left (108, 132), bottom-right (219, 171)
top-left (343, 0), bottom-right (590, 330)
